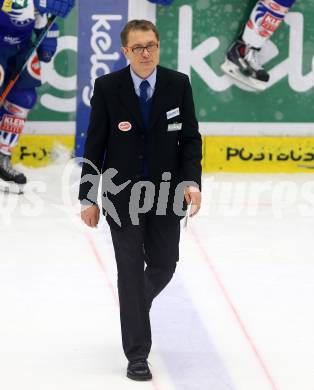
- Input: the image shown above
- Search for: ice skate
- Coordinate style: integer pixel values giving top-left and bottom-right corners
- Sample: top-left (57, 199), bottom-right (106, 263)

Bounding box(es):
top-left (0, 152), bottom-right (26, 194)
top-left (221, 39), bottom-right (269, 91)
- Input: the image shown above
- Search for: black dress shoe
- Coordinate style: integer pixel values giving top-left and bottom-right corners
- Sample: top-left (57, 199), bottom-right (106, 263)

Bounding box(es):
top-left (127, 359), bottom-right (152, 381)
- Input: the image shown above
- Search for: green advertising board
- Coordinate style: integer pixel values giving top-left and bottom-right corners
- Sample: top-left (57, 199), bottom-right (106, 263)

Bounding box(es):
top-left (13, 7), bottom-right (77, 167)
top-left (157, 1), bottom-right (314, 130)
top-left (27, 7), bottom-right (77, 131)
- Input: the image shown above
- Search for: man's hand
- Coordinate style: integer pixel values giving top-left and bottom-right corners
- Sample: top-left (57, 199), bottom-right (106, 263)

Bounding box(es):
top-left (80, 204), bottom-right (100, 228)
top-left (184, 186), bottom-right (201, 217)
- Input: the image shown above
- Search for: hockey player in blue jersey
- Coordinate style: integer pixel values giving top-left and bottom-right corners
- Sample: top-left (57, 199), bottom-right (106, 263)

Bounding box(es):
top-left (0, 0), bottom-right (74, 192)
top-left (221, 0), bottom-right (296, 90)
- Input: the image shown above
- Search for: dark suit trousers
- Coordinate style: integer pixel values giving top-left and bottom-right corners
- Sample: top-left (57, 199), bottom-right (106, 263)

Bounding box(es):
top-left (109, 215), bottom-right (180, 362)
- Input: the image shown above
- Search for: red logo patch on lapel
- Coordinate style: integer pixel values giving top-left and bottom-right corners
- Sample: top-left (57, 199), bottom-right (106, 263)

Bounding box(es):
top-left (118, 121), bottom-right (132, 132)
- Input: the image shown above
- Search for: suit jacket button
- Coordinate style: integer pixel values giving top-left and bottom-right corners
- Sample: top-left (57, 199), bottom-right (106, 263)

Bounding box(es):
top-left (139, 155), bottom-right (143, 159)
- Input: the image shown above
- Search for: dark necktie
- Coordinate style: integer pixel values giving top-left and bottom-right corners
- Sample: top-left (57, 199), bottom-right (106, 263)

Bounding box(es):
top-left (139, 80), bottom-right (151, 128)
top-left (139, 80), bottom-right (150, 103)
top-left (138, 80), bottom-right (151, 178)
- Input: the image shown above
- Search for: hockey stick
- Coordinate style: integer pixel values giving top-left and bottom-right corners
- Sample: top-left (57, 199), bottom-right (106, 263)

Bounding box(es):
top-left (0, 14), bottom-right (57, 107)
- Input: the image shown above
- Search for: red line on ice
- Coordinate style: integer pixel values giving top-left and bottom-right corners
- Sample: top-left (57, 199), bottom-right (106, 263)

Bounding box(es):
top-left (84, 231), bottom-right (161, 390)
top-left (190, 226), bottom-right (279, 390)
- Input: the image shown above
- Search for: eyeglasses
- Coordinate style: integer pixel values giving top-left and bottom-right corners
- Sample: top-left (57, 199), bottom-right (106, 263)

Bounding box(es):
top-left (128, 43), bottom-right (159, 55)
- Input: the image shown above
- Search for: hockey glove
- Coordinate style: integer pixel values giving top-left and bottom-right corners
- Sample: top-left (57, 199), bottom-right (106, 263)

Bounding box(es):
top-left (34, 0), bottom-right (75, 18)
top-left (36, 23), bottom-right (59, 63)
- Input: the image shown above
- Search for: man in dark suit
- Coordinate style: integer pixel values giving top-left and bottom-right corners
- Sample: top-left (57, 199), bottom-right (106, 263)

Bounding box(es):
top-left (79, 19), bottom-right (202, 381)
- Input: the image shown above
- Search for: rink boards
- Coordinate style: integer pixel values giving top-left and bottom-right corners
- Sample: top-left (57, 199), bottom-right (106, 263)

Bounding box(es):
top-left (12, 135), bottom-right (74, 168)
top-left (202, 136), bottom-right (314, 173)
top-left (12, 0), bottom-right (314, 173)
top-left (12, 134), bottom-right (314, 173)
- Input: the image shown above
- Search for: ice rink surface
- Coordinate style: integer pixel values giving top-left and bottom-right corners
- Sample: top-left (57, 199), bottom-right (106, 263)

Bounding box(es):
top-left (0, 160), bottom-right (313, 390)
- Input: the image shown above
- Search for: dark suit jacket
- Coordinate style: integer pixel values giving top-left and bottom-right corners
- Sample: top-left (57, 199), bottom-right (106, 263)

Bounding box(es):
top-left (79, 65), bottom-right (202, 228)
